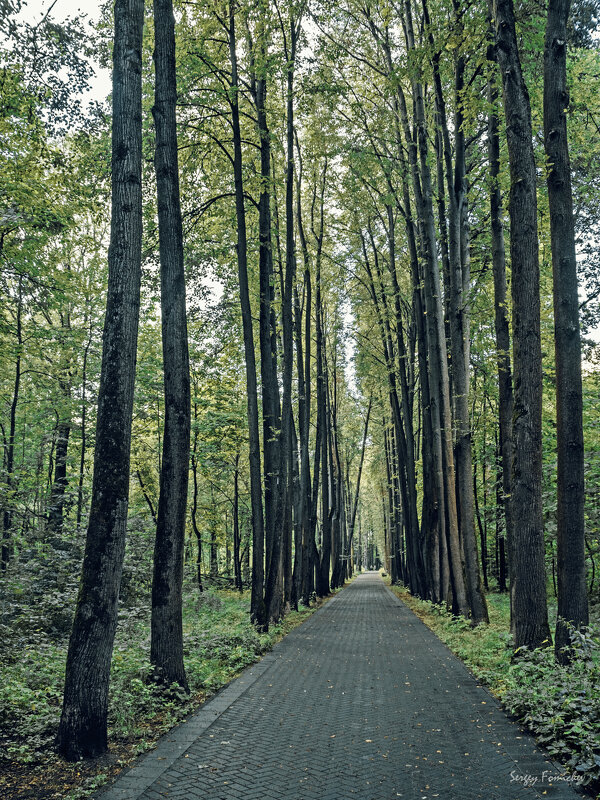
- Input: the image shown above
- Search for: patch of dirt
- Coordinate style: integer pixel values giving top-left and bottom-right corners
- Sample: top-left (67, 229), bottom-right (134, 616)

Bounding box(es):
top-left (0, 742), bottom-right (140, 800)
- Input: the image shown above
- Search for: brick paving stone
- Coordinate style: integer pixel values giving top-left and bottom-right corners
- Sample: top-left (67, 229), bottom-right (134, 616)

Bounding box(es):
top-left (97, 573), bottom-right (584, 800)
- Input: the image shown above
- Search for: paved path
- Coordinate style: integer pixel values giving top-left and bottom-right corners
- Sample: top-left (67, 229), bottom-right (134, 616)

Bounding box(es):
top-left (98, 573), bottom-right (583, 800)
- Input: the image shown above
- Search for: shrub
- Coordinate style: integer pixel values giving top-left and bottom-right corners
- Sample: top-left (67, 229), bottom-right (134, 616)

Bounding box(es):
top-left (503, 624), bottom-right (600, 786)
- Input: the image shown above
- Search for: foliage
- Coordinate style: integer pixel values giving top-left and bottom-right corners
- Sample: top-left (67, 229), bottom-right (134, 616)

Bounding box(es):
top-left (0, 582), bottom-right (322, 798)
top-left (503, 626), bottom-right (600, 787)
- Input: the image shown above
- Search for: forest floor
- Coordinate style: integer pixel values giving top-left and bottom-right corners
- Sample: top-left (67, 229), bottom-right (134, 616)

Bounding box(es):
top-left (0, 582), bottom-right (329, 800)
top-left (93, 572), bottom-right (583, 800)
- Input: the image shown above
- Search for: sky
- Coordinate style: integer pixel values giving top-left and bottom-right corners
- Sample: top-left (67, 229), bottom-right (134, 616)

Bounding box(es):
top-left (18, 0), bottom-right (111, 103)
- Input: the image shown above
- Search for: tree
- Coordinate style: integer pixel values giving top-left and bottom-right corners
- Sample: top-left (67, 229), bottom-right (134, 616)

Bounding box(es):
top-left (227, 0), bottom-right (266, 629)
top-left (57, 0), bottom-right (144, 759)
top-left (486, 10), bottom-right (513, 600)
top-left (544, 0), bottom-right (589, 660)
top-left (150, 0), bottom-right (191, 690)
top-left (493, 0), bottom-right (551, 650)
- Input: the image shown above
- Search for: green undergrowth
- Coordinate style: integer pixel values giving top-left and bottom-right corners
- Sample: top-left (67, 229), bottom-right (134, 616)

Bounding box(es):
top-left (0, 584), bottom-right (328, 799)
top-left (389, 582), bottom-right (600, 796)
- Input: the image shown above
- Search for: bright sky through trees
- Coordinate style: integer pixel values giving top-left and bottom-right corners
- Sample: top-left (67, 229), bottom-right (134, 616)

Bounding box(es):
top-left (17, 0), bottom-right (111, 104)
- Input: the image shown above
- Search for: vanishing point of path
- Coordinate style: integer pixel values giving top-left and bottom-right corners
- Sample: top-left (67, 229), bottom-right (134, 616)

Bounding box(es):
top-left (98, 573), bottom-right (582, 800)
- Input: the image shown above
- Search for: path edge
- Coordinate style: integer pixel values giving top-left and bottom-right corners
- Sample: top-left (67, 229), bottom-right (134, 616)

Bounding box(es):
top-left (94, 584), bottom-right (349, 800)
top-left (383, 580), bottom-right (588, 798)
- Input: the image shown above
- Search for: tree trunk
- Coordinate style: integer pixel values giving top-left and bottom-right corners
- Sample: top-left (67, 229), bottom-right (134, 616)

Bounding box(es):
top-left (486, 23), bottom-right (514, 610)
top-left (250, 28), bottom-right (281, 623)
top-left (544, 0), bottom-right (588, 661)
top-left (268, 12), bottom-right (300, 619)
top-left (228, 5), bottom-right (266, 628)
top-left (473, 446), bottom-right (488, 591)
top-left (57, 0), bottom-right (144, 759)
top-left (210, 507), bottom-right (218, 577)
top-left (233, 453), bottom-right (243, 592)
top-left (150, 0), bottom-right (191, 691)
top-left (190, 436), bottom-right (203, 592)
top-left (347, 398), bottom-right (371, 557)
top-left (493, 0), bottom-right (551, 650)
top-left (290, 415), bottom-right (302, 608)
top-left (384, 211), bottom-right (426, 597)
top-left (316, 289), bottom-right (331, 597)
top-left (76, 315), bottom-right (93, 530)
top-left (384, 425), bottom-right (398, 583)
top-left (423, 0), bottom-right (484, 621)
top-left (47, 384), bottom-right (71, 538)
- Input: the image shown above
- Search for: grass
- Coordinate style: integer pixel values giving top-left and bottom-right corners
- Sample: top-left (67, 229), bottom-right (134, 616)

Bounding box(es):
top-left (0, 584), bottom-right (332, 800)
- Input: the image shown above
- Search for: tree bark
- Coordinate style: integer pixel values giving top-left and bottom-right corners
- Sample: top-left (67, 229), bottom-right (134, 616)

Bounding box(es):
top-left (428, 1), bottom-right (488, 622)
top-left (47, 382), bottom-right (71, 538)
top-left (250, 25), bottom-right (281, 624)
top-left (486, 23), bottom-right (514, 610)
top-left (190, 437), bottom-right (203, 591)
top-left (233, 452), bottom-right (243, 591)
top-left (150, 0), bottom-right (191, 691)
top-left (493, 0), bottom-right (551, 650)
top-left (295, 205), bottom-right (312, 604)
top-left (76, 314), bottom-right (93, 530)
top-left (347, 398), bottom-right (371, 557)
top-left (57, 0), bottom-right (144, 759)
top-left (544, 0), bottom-right (588, 661)
top-left (316, 285), bottom-right (331, 597)
top-left (228, 5), bottom-right (266, 628)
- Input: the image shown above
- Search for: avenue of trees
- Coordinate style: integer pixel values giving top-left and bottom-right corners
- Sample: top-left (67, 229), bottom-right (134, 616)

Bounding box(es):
top-left (1, 0), bottom-right (599, 763)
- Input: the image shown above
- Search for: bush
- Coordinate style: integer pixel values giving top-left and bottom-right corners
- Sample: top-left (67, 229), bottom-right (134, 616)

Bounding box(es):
top-left (503, 625), bottom-right (600, 786)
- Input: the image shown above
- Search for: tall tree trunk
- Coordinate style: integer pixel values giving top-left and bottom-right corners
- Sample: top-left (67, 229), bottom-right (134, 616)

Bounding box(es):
top-left (295, 256), bottom-right (312, 605)
top-left (150, 0), bottom-right (190, 690)
top-left (385, 211), bottom-right (427, 597)
top-left (379, 26), bottom-right (451, 608)
top-left (290, 415), bottom-right (302, 607)
top-left (316, 289), bottom-right (331, 597)
top-left (229, 5), bottom-right (266, 628)
top-left (423, 0), bottom-right (484, 621)
top-left (210, 511), bottom-right (218, 577)
top-left (544, 0), bottom-right (588, 661)
top-left (473, 445), bottom-right (489, 591)
top-left (251, 29), bottom-right (281, 623)
top-left (57, 0), bottom-right (144, 759)
top-left (431, 13), bottom-right (487, 621)
top-left (347, 398), bottom-right (371, 556)
top-left (190, 439), bottom-right (203, 591)
top-left (384, 425), bottom-right (397, 583)
top-left (267, 10), bottom-right (301, 620)
top-left (486, 24), bottom-right (514, 611)
top-left (329, 387), bottom-right (341, 590)
top-left (493, 0), bottom-right (551, 649)
top-left (391, 77), bottom-right (440, 602)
